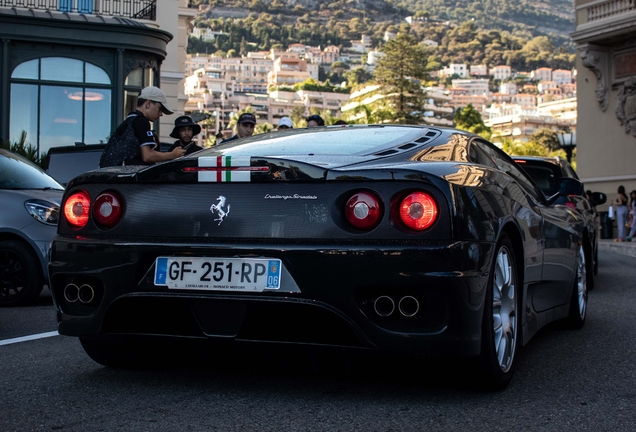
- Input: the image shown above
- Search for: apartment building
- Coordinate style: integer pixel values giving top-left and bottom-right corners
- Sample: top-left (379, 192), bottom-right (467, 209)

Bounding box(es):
top-left (268, 57), bottom-right (317, 87)
top-left (500, 82), bottom-right (518, 95)
top-left (321, 46), bottom-right (340, 65)
top-left (537, 81), bottom-right (558, 93)
top-left (444, 94), bottom-right (489, 113)
top-left (184, 67), bottom-right (349, 133)
top-left (470, 65), bottom-right (488, 76)
top-left (552, 69), bottom-right (573, 85)
top-left (484, 104), bottom-right (574, 143)
top-left (349, 35), bottom-right (372, 53)
top-left (190, 27), bottom-right (224, 41)
top-left (511, 94), bottom-right (537, 106)
top-left (531, 67), bottom-right (552, 82)
top-left (451, 79), bottom-right (490, 96)
top-left (441, 64), bottom-right (468, 78)
top-left (185, 53), bottom-right (273, 93)
top-left (491, 65), bottom-right (512, 81)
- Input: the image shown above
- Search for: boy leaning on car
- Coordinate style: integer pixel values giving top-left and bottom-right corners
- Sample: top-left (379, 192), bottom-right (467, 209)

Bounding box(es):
top-left (99, 86), bottom-right (185, 167)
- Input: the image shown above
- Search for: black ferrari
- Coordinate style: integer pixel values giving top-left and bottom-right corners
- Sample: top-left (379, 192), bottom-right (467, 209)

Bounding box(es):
top-left (50, 125), bottom-right (588, 388)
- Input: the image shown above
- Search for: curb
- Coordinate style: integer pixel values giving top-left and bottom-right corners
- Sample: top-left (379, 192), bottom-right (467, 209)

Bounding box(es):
top-left (598, 240), bottom-right (636, 258)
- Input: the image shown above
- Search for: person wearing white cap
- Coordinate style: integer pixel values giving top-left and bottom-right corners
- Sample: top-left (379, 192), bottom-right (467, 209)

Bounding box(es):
top-left (99, 86), bottom-right (185, 167)
top-left (277, 117), bottom-right (293, 130)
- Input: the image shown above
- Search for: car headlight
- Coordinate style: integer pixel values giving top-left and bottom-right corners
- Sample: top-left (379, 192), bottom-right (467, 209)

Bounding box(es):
top-left (25, 199), bottom-right (59, 225)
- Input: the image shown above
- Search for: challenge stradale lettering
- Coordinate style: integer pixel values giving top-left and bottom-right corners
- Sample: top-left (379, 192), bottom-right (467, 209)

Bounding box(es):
top-left (264, 194), bottom-right (318, 200)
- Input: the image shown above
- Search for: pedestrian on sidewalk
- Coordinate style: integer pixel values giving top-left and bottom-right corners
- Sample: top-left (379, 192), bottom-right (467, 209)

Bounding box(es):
top-left (614, 185), bottom-right (629, 242)
top-left (627, 190), bottom-right (636, 241)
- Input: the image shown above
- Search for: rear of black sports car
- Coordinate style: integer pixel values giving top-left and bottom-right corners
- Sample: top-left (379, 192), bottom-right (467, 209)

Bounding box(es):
top-left (53, 126), bottom-right (567, 388)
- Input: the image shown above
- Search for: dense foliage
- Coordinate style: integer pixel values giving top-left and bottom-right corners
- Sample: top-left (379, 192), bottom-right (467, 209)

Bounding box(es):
top-left (1, 132), bottom-right (46, 168)
top-left (187, 0), bottom-right (576, 71)
top-left (395, 0), bottom-right (574, 44)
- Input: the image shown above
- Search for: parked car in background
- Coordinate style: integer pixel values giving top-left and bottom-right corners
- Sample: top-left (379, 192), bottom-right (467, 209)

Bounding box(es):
top-left (0, 149), bottom-right (63, 306)
top-left (44, 144), bottom-right (105, 186)
top-left (51, 125), bottom-right (588, 388)
top-left (513, 156), bottom-right (607, 282)
top-left (44, 142), bottom-right (175, 185)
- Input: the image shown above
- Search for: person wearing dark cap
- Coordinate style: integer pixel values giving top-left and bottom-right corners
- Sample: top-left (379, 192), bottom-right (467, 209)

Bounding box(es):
top-left (222, 112), bottom-right (257, 143)
top-left (99, 86), bottom-right (185, 167)
top-left (306, 114), bottom-right (325, 127)
top-left (168, 115), bottom-right (204, 155)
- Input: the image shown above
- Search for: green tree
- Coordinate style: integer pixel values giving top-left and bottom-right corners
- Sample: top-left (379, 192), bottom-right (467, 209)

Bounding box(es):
top-left (529, 128), bottom-right (561, 151)
top-left (1, 131), bottom-right (47, 168)
top-left (373, 32), bottom-right (428, 124)
top-left (344, 67), bottom-right (372, 86)
top-left (499, 137), bottom-right (569, 160)
top-left (290, 106), bottom-right (307, 126)
top-left (454, 104), bottom-right (491, 139)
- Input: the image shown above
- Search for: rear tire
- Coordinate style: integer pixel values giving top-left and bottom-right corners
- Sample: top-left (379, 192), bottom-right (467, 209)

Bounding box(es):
top-left (479, 234), bottom-right (520, 390)
top-left (565, 244), bottom-right (587, 329)
top-left (0, 240), bottom-right (44, 307)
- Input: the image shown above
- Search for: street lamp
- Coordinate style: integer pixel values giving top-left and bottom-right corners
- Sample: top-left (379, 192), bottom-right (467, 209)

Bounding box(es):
top-left (557, 129), bottom-right (576, 163)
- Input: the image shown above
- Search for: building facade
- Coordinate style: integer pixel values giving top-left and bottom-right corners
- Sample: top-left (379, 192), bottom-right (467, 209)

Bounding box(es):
top-left (572, 0), bottom-right (636, 199)
top-left (0, 1), bottom-right (198, 153)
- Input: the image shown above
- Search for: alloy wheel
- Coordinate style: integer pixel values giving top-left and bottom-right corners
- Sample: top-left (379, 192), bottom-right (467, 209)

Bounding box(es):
top-left (0, 249), bottom-right (27, 301)
top-left (576, 244), bottom-right (587, 319)
top-left (492, 246), bottom-right (517, 373)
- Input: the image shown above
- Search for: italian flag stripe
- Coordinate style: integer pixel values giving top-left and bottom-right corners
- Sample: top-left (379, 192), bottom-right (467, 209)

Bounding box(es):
top-left (197, 156), bottom-right (251, 182)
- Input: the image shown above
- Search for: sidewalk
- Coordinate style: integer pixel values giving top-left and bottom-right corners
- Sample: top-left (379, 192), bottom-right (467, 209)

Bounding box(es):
top-left (598, 239), bottom-right (636, 258)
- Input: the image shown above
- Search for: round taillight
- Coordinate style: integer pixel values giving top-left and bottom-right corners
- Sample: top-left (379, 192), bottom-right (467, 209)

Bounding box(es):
top-left (345, 191), bottom-right (382, 230)
top-left (399, 192), bottom-right (438, 231)
top-left (64, 191), bottom-right (91, 229)
top-left (92, 191), bottom-right (123, 228)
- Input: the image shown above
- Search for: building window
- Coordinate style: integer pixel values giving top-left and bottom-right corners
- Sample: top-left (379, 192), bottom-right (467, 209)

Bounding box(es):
top-left (10, 57), bottom-right (112, 156)
top-left (124, 67), bottom-right (155, 117)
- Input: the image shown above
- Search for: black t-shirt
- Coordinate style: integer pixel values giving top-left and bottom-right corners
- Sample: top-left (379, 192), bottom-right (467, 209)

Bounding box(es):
top-left (130, 110), bottom-right (156, 150)
top-left (168, 140), bottom-right (204, 155)
top-left (221, 134), bottom-right (239, 144)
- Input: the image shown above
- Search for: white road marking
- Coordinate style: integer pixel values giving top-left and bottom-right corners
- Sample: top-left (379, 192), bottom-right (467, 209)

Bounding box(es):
top-left (0, 331), bottom-right (59, 346)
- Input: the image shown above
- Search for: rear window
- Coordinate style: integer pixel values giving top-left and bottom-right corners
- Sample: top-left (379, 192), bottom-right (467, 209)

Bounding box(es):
top-left (209, 126), bottom-right (427, 156)
top-left (0, 151), bottom-right (63, 191)
top-left (515, 159), bottom-right (562, 196)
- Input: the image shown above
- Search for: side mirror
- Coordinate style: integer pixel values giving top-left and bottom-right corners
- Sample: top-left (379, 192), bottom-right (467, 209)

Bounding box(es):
top-left (589, 191), bottom-right (607, 206)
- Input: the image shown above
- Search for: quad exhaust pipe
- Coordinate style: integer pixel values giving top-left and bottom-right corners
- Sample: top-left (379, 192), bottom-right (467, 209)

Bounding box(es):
top-left (63, 283), bottom-right (95, 304)
top-left (373, 295), bottom-right (420, 317)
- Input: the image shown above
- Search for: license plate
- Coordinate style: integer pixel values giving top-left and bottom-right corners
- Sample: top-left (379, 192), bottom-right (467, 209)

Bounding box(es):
top-left (154, 257), bottom-right (281, 292)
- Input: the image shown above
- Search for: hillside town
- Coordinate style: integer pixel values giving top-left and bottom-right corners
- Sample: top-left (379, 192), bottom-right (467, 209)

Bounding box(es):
top-left (183, 29), bottom-right (577, 146)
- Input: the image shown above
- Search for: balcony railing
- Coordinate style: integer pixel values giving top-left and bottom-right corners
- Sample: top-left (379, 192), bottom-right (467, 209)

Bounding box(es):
top-left (0, 0), bottom-right (156, 20)
top-left (586, 0), bottom-right (636, 22)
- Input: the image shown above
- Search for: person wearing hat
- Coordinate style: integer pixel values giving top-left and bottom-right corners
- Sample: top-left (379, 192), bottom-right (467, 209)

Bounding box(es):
top-left (222, 112), bottom-right (257, 143)
top-left (100, 86), bottom-right (186, 167)
top-left (168, 115), bottom-right (204, 155)
top-left (306, 114), bottom-right (325, 127)
top-left (277, 117), bottom-right (293, 130)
